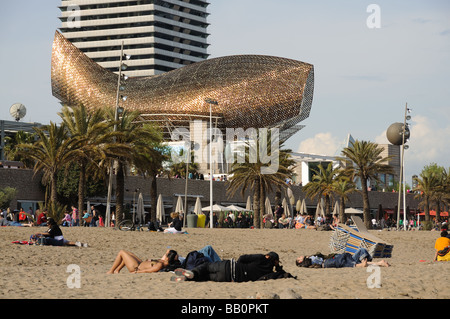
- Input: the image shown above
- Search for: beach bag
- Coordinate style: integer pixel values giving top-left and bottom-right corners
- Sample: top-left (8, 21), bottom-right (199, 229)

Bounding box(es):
top-left (257, 269), bottom-right (297, 280)
top-left (437, 246), bottom-right (450, 257)
top-left (181, 251), bottom-right (209, 270)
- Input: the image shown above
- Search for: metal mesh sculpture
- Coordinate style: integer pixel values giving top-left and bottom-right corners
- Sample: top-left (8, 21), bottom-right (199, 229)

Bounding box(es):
top-left (51, 31), bottom-right (314, 138)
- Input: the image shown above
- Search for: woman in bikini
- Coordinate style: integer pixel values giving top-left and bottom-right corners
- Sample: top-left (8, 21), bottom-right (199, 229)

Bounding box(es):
top-left (107, 249), bottom-right (180, 274)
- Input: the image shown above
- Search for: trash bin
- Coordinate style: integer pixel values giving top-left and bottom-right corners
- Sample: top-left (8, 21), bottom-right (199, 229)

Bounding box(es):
top-left (197, 214), bottom-right (206, 228)
top-left (186, 214), bottom-right (198, 228)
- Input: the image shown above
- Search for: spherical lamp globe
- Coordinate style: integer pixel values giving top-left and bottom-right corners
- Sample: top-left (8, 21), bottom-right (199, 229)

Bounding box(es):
top-left (386, 122), bottom-right (409, 145)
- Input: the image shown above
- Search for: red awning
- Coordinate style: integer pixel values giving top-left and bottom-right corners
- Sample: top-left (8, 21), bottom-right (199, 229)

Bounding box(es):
top-left (418, 210), bottom-right (449, 217)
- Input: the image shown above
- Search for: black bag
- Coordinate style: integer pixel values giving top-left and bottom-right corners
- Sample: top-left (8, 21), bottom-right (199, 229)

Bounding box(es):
top-left (257, 268), bottom-right (297, 281)
top-left (437, 246), bottom-right (450, 257)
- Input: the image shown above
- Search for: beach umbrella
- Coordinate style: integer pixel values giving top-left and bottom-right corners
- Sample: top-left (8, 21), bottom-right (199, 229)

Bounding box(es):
top-left (296, 199), bottom-right (302, 213)
top-left (287, 188), bottom-right (295, 206)
top-left (175, 195), bottom-right (184, 214)
top-left (315, 201), bottom-right (324, 219)
top-left (300, 199), bottom-right (307, 214)
top-left (136, 192), bottom-right (145, 224)
top-left (287, 187), bottom-right (293, 199)
top-left (156, 194), bottom-right (165, 223)
top-left (202, 204), bottom-right (228, 212)
top-left (344, 207), bottom-right (364, 214)
top-left (282, 198), bottom-right (291, 217)
top-left (246, 196), bottom-right (252, 211)
top-left (332, 201), bottom-right (339, 216)
top-left (265, 197), bottom-right (273, 216)
top-left (194, 197), bottom-right (203, 215)
top-left (226, 205), bottom-right (246, 211)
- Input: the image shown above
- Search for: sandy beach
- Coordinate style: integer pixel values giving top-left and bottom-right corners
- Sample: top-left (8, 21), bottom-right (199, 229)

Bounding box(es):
top-left (0, 225), bottom-right (448, 300)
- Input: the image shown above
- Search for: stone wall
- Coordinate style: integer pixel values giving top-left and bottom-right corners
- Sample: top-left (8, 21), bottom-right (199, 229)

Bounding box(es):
top-left (0, 168), bottom-right (421, 213)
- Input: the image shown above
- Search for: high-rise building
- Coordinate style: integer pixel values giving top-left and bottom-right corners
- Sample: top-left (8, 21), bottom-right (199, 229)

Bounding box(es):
top-left (58, 0), bottom-right (210, 77)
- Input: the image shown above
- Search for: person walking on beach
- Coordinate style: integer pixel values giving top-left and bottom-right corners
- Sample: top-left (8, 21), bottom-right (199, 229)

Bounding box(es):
top-left (71, 206), bottom-right (80, 226)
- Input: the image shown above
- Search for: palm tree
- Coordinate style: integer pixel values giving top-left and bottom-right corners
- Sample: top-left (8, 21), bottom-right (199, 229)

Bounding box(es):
top-left (132, 125), bottom-right (167, 224)
top-left (227, 138), bottom-right (295, 228)
top-left (169, 149), bottom-right (199, 178)
top-left (413, 164), bottom-right (443, 223)
top-left (58, 105), bottom-right (119, 215)
top-left (303, 162), bottom-right (340, 216)
top-left (332, 174), bottom-right (357, 224)
top-left (16, 122), bottom-right (72, 204)
top-left (338, 140), bottom-right (394, 229)
top-left (105, 109), bottom-right (164, 226)
top-left (4, 131), bottom-right (36, 168)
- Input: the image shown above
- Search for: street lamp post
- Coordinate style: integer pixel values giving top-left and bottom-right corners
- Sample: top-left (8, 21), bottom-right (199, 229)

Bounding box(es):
top-left (205, 98), bottom-right (218, 229)
top-left (396, 103), bottom-right (411, 230)
top-left (386, 104), bottom-right (411, 231)
top-left (105, 41), bottom-right (129, 228)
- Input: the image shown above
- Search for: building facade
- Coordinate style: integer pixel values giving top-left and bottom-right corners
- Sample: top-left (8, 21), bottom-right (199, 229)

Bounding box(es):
top-left (58, 0), bottom-right (210, 77)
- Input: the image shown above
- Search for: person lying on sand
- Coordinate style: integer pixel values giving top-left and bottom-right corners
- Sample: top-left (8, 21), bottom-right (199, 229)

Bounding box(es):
top-left (171, 252), bottom-right (282, 282)
top-left (295, 248), bottom-right (390, 268)
top-left (107, 249), bottom-right (181, 274)
top-left (107, 245), bottom-right (222, 274)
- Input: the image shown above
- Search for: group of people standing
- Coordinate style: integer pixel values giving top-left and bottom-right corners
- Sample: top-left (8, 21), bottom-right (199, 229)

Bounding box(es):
top-left (61, 205), bottom-right (104, 227)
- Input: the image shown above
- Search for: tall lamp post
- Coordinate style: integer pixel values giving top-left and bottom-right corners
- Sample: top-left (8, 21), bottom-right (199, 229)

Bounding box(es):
top-left (386, 103), bottom-right (411, 231)
top-left (205, 98), bottom-right (218, 229)
top-left (105, 41), bottom-right (130, 228)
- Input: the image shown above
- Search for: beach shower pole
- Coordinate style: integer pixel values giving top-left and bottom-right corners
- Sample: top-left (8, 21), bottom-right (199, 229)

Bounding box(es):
top-left (205, 98), bottom-right (218, 229)
top-left (106, 41), bottom-right (129, 227)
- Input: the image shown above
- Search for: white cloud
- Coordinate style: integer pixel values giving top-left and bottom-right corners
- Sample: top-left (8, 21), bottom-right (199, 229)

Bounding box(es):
top-left (297, 132), bottom-right (342, 156)
top-left (408, 115), bottom-right (450, 167)
top-left (375, 115), bottom-right (450, 180)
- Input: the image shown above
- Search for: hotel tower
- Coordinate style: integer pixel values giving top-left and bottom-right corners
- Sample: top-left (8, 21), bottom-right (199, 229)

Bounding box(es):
top-left (58, 0), bottom-right (211, 77)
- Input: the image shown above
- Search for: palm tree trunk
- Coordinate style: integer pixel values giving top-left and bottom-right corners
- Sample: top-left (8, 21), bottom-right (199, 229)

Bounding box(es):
top-left (115, 162), bottom-right (125, 225)
top-left (339, 198), bottom-right (346, 224)
top-left (259, 181), bottom-right (265, 229)
top-left (360, 175), bottom-right (371, 229)
top-left (78, 161), bottom-right (86, 216)
top-left (50, 171), bottom-right (58, 204)
top-left (436, 201), bottom-right (441, 223)
top-left (253, 178), bottom-right (260, 228)
top-left (325, 194), bottom-right (331, 215)
top-left (424, 197), bottom-right (430, 222)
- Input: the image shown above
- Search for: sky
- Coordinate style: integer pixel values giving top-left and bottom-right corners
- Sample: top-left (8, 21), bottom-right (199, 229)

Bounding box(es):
top-left (1, 1), bottom-right (449, 184)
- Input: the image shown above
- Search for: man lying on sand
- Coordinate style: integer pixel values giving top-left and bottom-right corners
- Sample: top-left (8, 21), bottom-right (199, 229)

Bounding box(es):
top-left (295, 248), bottom-right (390, 268)
top-left (170, 252), bottom-right (282, 282)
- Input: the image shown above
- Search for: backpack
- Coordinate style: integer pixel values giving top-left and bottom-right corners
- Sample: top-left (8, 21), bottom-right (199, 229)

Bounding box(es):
top-left (181, 251), bottom-right (210, 270)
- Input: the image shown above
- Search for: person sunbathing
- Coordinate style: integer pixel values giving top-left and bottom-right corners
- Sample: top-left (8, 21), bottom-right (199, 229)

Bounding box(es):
top-left (295, 248), bottom-right (390, 268)
top-left (107, 249), bottom-right (181, 274)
